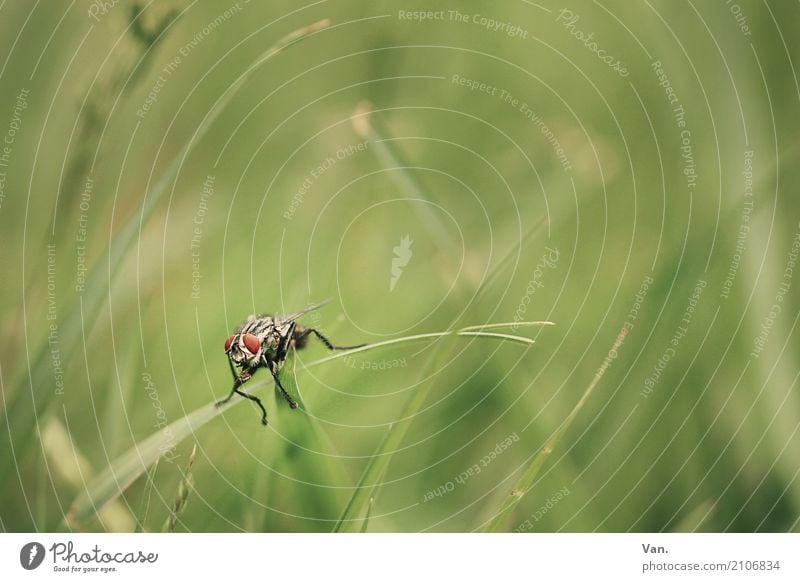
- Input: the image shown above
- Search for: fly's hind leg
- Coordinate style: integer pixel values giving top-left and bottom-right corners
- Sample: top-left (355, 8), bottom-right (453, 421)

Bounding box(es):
top-left (272, 368), bottom-right (299, 410)
top-left (293, 327), bottom-right (366, 351)
top-left (263, 355), bottom-right (298, 410)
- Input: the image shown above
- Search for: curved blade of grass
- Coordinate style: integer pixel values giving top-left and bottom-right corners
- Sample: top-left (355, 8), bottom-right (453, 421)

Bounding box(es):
top-left (482, 328), bottom-right (628, 532)
top-left (65, 324), bottom-right (546, 527)
top-left (459, 321), bottom-right (555, 332)
top-left (0, 19), bottom-right (332, 485)
top-left (457, 331), bottom-right (541, 344)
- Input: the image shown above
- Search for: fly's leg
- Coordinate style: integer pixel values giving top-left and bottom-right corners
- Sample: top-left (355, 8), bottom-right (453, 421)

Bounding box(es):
top-left (261, 354), bottom-right (298, 410)
top-left (217, 358), bottom-right (247, 405)
top-left (228, 357), bottom-right (239, 382)
top-left (216, 368), bottom-right (268, 426)
top-left (217, 363), bottom-right (243, 405)
top-left (293, 327), bottom-right (366, 351)
top-left (271, 367), bottom-right (299, 410)
top-left (233, 387), bottom-right (268, 426)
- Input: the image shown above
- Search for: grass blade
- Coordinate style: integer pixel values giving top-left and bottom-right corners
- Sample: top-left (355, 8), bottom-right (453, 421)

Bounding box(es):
top-left (482, 328), bottom-right (629, 532)
top-left (456, 331), bottom-right (538, 345)
top-left (360, 497), bottom-right (374, 533)
top-left (458, 321), bottom-right (555, 331)
top-left (352, 101), bottom-right (459, 255)
top-left (134, 458), bottom-right (159, 533)
top-left (65, 324), bottom-right (548, 527)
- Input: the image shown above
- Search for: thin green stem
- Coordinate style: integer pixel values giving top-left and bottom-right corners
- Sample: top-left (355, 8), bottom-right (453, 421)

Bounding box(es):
top-left (482, 328), bottom-right (628, 532)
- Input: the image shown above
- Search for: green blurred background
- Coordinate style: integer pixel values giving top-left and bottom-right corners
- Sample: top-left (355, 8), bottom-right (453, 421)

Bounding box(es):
top-left (1, 0), bottom-right (799, 532)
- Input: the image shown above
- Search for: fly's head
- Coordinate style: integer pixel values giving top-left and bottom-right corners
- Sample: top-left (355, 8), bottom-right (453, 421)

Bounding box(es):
top-left (224, 333), bottom-right (262, 368)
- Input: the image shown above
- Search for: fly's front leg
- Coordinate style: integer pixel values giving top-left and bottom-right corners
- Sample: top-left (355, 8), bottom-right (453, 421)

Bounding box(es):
top-left (227, 356), bottom-right (239, 383)
top-left (217, 357), bottom-right (246, 405)
top-left (216, 366), bottom-right (268, 426)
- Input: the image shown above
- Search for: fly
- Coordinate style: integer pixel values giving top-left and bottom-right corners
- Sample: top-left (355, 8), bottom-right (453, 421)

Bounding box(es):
top-left (217, 300), bottom-right (364, 426)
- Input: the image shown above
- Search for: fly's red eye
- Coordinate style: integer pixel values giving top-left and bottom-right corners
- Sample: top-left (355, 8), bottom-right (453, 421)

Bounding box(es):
top-left (224, 335), bottom-right (235, 352)
top-left (242, 334), bottom-right (261, 355)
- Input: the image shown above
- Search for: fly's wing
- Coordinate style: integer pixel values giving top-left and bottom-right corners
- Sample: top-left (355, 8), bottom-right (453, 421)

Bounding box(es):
top-left (276, 299), bottom-right (331, 325)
